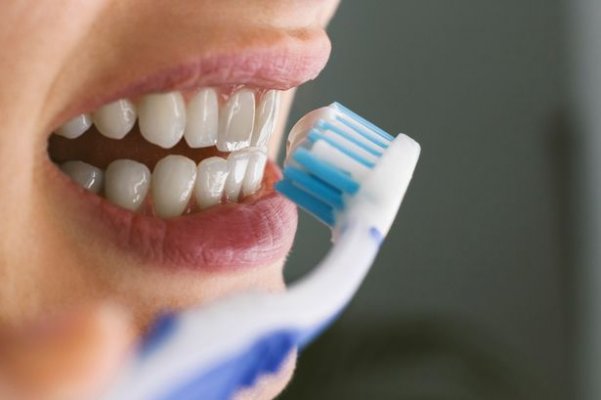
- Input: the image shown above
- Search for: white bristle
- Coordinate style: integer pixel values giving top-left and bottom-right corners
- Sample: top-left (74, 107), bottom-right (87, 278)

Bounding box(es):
top-left (324, 117), bottom-right (384, 156)
top-left (317, 126), bottom-right (379, 164)
top-left (310, 140), bottom-right (370, 179)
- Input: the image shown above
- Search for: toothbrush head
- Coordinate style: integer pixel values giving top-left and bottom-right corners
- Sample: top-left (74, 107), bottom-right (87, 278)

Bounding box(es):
top-left (275, 102), bottom-right (421, 238)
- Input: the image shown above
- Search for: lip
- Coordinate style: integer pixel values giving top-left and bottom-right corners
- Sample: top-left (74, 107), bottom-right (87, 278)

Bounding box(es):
top-left (49, 26), bottom-right (331, 131)
top-left (53, 160), bottom-right (298, 271)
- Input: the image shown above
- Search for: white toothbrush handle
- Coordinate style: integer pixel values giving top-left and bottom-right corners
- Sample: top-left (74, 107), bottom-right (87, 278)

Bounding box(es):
top-left (99, 221), bottom-right (382, 400)
top-left (276, 221), bottom-right (383, 341)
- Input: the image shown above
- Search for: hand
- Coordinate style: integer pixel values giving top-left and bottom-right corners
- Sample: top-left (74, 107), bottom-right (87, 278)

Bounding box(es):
top-left (0, 303), bottom-right (134, 400)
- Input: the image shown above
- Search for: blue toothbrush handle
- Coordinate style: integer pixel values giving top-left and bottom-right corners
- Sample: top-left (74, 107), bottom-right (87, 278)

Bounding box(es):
top-left (148, 316), bottom-right (338, 400)
top-left (153, 330), bottom-right (298, 400)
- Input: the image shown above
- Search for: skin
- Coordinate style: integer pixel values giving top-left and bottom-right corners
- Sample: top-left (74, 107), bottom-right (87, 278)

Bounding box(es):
top-left (0, 1), bottom-right (340, 399)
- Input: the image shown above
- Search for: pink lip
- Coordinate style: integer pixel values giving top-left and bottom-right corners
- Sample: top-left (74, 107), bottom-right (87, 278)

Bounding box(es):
top-left (118, 38), bottom-right (331, 98)
top-left (64, 162), bottom-right (298, 271)
top-left (51, 27), bottom-right (331, 129)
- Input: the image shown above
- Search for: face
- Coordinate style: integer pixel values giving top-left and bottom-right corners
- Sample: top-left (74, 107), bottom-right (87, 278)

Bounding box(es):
top-left (0, 0), bottom-right (339, 398)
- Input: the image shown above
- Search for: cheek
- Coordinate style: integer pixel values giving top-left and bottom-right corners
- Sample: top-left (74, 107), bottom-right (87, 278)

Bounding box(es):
top-left (110, 260), bottom-right (288, 332)
top-left (317, 0), bottom-right (342, 26)
top-left (0, 0), bottom-right (107, 126)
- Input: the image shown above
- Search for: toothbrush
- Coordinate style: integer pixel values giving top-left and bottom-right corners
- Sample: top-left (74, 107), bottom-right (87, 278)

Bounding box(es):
top-left (100, 102), bottom-right (420, 400)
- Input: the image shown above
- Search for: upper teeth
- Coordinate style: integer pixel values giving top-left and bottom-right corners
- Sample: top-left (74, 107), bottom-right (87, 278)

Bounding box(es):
top-left (138, 92), bottom-right (187, 149)
top-left (184, 88), bottom-right (219, 148)
top-left (54, 87), bottom-right (280, 217)
top-left (252, 90), bottom-right (280, 149)
top-left (217, 88), bottom-right (256, 152)
top-left (55, 114), bottom-right (92, 139)
top-left (92, 99), bottom-right (137, 140)
top-left (55, 87), bottom-right (280, 151)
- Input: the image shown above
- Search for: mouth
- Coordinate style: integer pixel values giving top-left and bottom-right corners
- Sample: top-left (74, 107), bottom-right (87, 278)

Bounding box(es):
top-left (45, 28), bottom-right (331, 272)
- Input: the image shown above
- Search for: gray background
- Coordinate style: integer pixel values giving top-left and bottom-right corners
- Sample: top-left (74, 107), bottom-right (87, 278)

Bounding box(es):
top-left (280, 1), bottom-right (572, 399)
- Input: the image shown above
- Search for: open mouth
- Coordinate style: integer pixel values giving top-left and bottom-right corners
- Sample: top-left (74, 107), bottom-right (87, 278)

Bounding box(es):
top-left (48, 87), bottom-right (280, 218)
top-left (46, 84), bottom-right (297, 272)
top-left (43, 26), bottom-right (331, 272)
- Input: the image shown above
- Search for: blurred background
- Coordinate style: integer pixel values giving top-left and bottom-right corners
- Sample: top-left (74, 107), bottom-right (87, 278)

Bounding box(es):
top-left (277, 0), bottom-right (599, 398)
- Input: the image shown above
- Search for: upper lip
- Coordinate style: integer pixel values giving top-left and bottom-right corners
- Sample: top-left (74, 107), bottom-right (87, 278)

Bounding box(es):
top-left (50, 26), bottom-right (331, 130)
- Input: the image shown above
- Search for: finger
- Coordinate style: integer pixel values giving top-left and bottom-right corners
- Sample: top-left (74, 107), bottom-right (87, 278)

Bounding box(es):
top-left (0, 302), bottom-right (134, 400)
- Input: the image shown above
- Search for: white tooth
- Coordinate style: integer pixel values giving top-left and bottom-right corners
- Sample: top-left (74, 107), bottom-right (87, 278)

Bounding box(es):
top-left (224, 151), bottom-right (250, 201)
top-left (251, 90), bottom-right (280, 148)
top-left (241, 150), bottom-right (267, 197)
top-left (93, 99), bottom-right (137, 139)
top-left (104, 159), bottom-right (150, 211)
top-left (60, 161), bottom-right (103, 193)
top-left (138, 92), bottom-right (186, 148)
top-left (195, 157), bottom-right (229, 209)
top-left (217, 89), bottom-right (255, 152)
top-left (152, 155), bottom-right (197, 218)
top-left (55, 114), bottom-right (92, 139)
top-left (184, 88), bottom-right (219, 148)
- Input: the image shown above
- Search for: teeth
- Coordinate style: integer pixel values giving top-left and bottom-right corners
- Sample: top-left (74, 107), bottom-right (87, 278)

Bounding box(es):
top-left (138, 92), bottom-right (186, 149)
top-left (54, 87), bottom-right (277, 216)
top-left (195, 157), bottom-right (229, 209)
top-left (105, 159), bottom-right (150, 211)
top-left (251, 90), bottom-right (280, 149)
top-left (60, 161), bottom-right (104, 193)
top-left (217, 89), bottom-right (255, 152)
top-left (93, 99), bottom-right (137, 139)
top-left (55, 114), bottom-right (92, 139)
top-left (184, 88), bottom-right (219, 148)
top-left (242, 150), bottom-right (267, 197)
top-left (152, 155), bottom-right (197, 218)
top-left (224, 151), bottom-right (251, 201)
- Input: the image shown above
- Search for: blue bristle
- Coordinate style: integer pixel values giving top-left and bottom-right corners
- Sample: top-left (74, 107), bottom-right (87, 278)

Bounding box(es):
top-left (332, 102), bottom-right (394, 141)
top-left (315, 120), bottom-right (384, 156)
top-left (292, 148), bottom-right (360, 194)
top-left (307, 130), bottom-right (375, 169)
top-left (275, 180), bottom-right (335, 226)
top-left (283, 167), bottom-right (345, 210)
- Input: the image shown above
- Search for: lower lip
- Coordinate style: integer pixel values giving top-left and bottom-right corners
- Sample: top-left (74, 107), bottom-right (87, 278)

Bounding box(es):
top-left (58, 161), bottom-right (298, 272)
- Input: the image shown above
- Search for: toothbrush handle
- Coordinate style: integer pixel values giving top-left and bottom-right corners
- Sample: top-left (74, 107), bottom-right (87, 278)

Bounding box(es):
top-left (150, 222), bottom-right (384, 399)
top-left (101, 223), bottom-right (384, 400)
top-left (280, 221), bottom-right (384, 347)
top-left (101, 320), bottom-right (300, 400)
top-left (151, 330), bottom-right (298, 400)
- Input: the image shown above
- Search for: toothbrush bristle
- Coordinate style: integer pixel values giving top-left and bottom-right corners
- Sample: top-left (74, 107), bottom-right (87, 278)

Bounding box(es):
top-left (331, 102), bottom-right (395, 142)
top-left (276, 103), bottom-right (394, 228)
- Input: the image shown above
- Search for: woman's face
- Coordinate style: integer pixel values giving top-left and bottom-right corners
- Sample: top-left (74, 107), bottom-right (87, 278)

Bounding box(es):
top-left (0, 0), bottom-right (339, 397)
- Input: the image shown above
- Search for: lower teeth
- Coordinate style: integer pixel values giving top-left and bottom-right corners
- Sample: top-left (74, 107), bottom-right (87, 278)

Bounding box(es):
top-left (58, 148), bottom-right (268, 218)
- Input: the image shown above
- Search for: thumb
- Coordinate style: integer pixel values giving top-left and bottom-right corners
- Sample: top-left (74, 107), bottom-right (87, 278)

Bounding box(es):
top-left (0, 303), bottom-right (135, 400)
